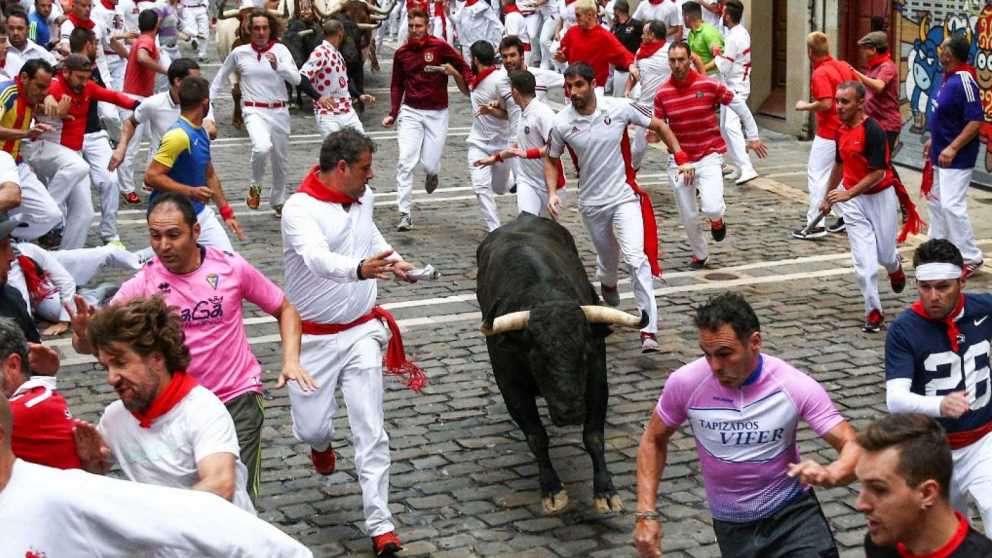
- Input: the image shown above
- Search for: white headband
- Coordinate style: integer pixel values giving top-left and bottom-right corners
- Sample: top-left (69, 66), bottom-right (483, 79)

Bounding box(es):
top-left (915, 262), bottom-right (963, 281)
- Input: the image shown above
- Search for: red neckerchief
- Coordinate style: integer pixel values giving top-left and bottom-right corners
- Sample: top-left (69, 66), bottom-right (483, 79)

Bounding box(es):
top-left (564, 0), bottom-right (577, 5)
top-left (471, 66), bottom-right (497, 90)
top-left (944, 63), bottom-right (977, 81)
top-left (503, 3), bottom-right (520, 14)
top-left (296, 165), bottom-right (362, 204)
top-left (251, 40), bottom-right (275, 61)
top-left (647, 0), bottom-right (662, 4)
top-left (636, 39), bottom-right (666, 60)
top-left (465, 0), bottom-right (477, 5)
top-left (896, 512), bottom-right (968, 558)
top-left (867, 52), bottom-right (891, 70)
top-left (911, 294), bottom-right (966, 352)
top-left (67, 12), bottom-right (95, 30)
top-left (130, 371), bottom-right (198, 429)
top-left (670, 68), bottom-right (701, 89)
top-left (100, 0), bottom-right (115, 9)
top-left (16, 255), bottom-right (55, 305)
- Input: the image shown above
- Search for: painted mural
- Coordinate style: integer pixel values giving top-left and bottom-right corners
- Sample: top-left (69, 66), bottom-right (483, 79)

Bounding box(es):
top-left (894, 1), bottom-right (992, 185)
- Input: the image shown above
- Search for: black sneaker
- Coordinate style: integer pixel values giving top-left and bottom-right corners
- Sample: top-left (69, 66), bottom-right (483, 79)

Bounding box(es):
top-left (827, 217), bottom-right (846, 233)
top-left (689, 256), bottom-right (708, 270)
top-left (710, 219), bottom-right (726, 242)
top-left (792, 226), bottom-right (827, 240)
top-left (600, 283), bottom-right (620, 307)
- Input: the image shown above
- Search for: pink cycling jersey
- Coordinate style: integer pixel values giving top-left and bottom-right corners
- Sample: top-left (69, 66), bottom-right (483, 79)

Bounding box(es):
top-left (656, 354), bottom-right (844, 522)
top-left (113, 247), bottom-right (285, 403)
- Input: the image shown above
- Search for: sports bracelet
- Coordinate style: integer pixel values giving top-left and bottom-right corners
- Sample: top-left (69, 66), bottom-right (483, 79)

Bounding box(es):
top-left (219, 205), bottom-right (234, 220)
top-left (673, 151), bottom-right (690, 166)
top-left (525, 148), bottom-right (541, 159)
top-left (633, 511), bottom-right (660, 522)
top-left (494, 152), bottom-right (503, 162)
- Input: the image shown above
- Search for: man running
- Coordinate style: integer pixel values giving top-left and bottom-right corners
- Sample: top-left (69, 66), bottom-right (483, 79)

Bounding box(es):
top-left (713, 1), bottom-right (757, 184)
top-left (624, 20), bottom-right (669, 171)
top-left (653, 42), bottom-right (766, 270)
top-left (383, 8), bottom-right (470, 232)
top-left (885, 238), bottom-right (992, 536)
top-left (499, 35), bottom-right (564, 101)
top-left (634, 292), bottom-right (861, 558)
top-left (545, 62), bottom-right (691, 352)
top-left (555, 0), bottom-right (633, 98)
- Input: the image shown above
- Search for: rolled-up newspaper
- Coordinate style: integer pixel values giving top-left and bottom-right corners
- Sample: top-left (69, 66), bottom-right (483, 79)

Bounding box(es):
top-left (406, 264), bottom-right (440, 281)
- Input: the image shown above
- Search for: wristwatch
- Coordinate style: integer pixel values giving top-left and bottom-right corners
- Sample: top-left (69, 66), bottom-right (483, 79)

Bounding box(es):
top-left (633, 511), bottom-right (660, 522)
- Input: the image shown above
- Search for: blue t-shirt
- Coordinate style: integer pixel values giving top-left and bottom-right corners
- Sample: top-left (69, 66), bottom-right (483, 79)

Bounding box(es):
top-left (27, 11), bottom-right (50, 48)
top-left (150, 117), bottom-right (211, 214)
top-left (929, 71), bottom-right (985, 169)
top-left (885, 293), bottom-right (992, 434)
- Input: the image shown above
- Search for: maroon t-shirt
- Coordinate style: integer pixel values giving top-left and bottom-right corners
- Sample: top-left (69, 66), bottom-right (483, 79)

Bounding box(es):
top-left (864, 55), bottom-right (901, 133)
top-left (124, 33), bottom-right (158, 97)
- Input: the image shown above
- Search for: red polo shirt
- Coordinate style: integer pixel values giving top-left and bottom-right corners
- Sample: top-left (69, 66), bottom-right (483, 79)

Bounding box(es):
top-left (124, 33), bottom-right (158, 97)
top-left (810, 55), bottom-right (856, 140)
top-left (836, 116), bottom-right (894, 194)
top-left (560, 24), bottom-right (635, 88)
top-left (864, 54), bottom-right (901, 133)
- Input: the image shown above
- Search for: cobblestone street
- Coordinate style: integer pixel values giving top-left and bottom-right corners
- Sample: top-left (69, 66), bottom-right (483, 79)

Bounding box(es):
top-left (47, 39), bottom-right (992, 558)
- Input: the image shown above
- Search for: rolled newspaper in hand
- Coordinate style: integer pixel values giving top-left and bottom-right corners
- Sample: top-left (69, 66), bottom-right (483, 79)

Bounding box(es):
top-left (407, 264), bottom-right (440, 281)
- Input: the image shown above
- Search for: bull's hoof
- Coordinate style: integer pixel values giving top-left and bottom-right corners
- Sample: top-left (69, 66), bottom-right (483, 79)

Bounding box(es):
top-left (593, 493), bottom-right (624, 514)
top-left (541, 489), bottom-right (569, 514)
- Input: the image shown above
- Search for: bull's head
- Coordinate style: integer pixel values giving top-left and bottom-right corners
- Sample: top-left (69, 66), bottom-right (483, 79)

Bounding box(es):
top-left (481, 303), bottom-right (647, 426)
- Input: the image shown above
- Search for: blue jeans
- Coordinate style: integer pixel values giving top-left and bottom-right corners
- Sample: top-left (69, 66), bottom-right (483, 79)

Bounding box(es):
top-left (712, 490), bottom-right (839, 558)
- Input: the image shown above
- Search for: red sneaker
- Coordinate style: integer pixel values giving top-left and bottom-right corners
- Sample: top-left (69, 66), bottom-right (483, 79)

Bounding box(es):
top-left (862, 309), bottom-right (884, 333)
top-left (121, 191), bottom-right (141, 205)
top-left (889, 268), bottom-right (906, 293)
top-left (310, 447), bottom-right (335, 476)
top-left (964, 261), bottom-right (985, 279)
top-left (371, 531), bottom-right (402, 557)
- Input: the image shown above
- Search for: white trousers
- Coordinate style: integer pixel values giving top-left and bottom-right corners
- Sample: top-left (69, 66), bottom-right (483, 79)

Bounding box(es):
top-left (580, 199), bottom-right (658, 334)
top-left (119, 94), bottom-right (148, 196)
top-left (607, 69), bottom-right (628, 97)
top-left (720, 94), bottom-right (755, 176)
top-left (540, 18), bottom-right (560, 71)
top-left (631, 126), bottom-right (649, 171)
top-left (83, 131), bottom-right (121, 242)
top-left (929, 167), bottom-right (984, 264)
top-left (806, 136), bottom-right (836, 226)
top-left (524, 13), bottom-right (543, 65)
top-left (316, 111), bottom-right (365, 139)
top-left (288, 322), bottom-right (394, 537)
top-left (8, 162), bottom-right (61, 242)
top-left (33, 245), bottom-right (141, 322)
top-left (25, 140), bottom-right (92, 249)
top-left (244, 106), bottom-right (292, 207)
top-left (468, 144), bottom-right (513, 231)
top-left (517, 180), bottom-right (564, 219)
top-left (837, 187), bottom-right (900, 316)
top-left (182, 5), bottom-right (210, 57)
top-left (950, 432), bottom-right (992, 537)
top-left (196, 206), bottom-right (235, 252)
top-left (396, 105), bottom-right (448, 216)
top-left (667, 153), bottom-right (726, 261)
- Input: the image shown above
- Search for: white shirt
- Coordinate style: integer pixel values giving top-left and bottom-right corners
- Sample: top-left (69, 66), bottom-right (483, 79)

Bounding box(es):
top-left (632, 1), bottom-right (680, 31)
top-left (8, 241), bottom-right (76, 321)
top-left (548, 97), bottom-right (652, 210)
top-left (92, 0), bottom-right (129, 60)
top-left (133, 89), bottom-right (216, 151)
top-left (0, 459), bottom-right (313, 558)
top-left (97, 385), bottom-right (256, 515)
top-left (514, 97), bottom-right (556, 188)
top-left (469, 68), bottom-right (513, 149)
top-left (8, 39), bottom-right (56, 65)
top-left (715, 24), bottom-right (751, 97)
top-left (281, 187), bottom-right (400, 324)
top-left (503, 10), bottom-right (529, 45)
top-left (1, 51), bottom-right (25, 80)
top-left (211, 43), bottom-right (301, 104)
top-left (699, 0), bottom-right (722, 28)
top-left (634, 42), bottom-right (671, 105)
top-left (452, 0), bottom-right (504, 49)
top-left (299, 40), bottom-right (354, 116)
top-left (499, 66), bottom-right (564, 106)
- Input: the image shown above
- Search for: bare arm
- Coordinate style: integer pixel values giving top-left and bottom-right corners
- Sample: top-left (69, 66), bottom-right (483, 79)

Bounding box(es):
top-left (787, 421), bottom-right (862, 488)
top-left (854, 69), bottom-right (886, 94)
top-left (193, 452), bottom-right (238, 502)
top-left (145, 160), bottom-right (205, 197)
top-left (136, 47), bottom-right (167, 75)
top-left (207, 162), bottom-right (245, 241)
top-left (796, 98), bottom-right (832, 113)
top-left (109, 116), bottom-right (139, 171)
top-left (0, 181), bottom-right (21, 212)
top-left (633, 413), bottom-right (677, 558)
top-left (271, 298), bottom-right (316, 391)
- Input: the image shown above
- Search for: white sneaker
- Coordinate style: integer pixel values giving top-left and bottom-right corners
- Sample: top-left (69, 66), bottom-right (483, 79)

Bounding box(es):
top-left (396, 213), bottom-right (412, 232)
top-left (736, 168), bottom-right (759, 185)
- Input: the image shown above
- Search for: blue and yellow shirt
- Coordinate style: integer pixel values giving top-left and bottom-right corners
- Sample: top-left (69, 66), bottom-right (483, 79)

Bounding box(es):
top-left (0, 79), bottom-right (35, 162)
top-left (152, 116), bottom-right (211, 214)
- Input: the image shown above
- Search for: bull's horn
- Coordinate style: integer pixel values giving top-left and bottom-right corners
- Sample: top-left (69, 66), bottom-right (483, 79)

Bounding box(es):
top-left (219, 8), bottom-right (241, 17)
top-left (480, 310), bottom-right (530, 336)
top-left (297, 28), bottom-right (315, 36)
top-left (361, 0), bottom-right (394, 15)
top-left (266, 8), bottom-right (283, 15)
top-left (357, 22), bottom-right (381, 29)
top-left (370, 13), bottom-right (386, 20)
top-left (580, 306), bottom-right (648, 329)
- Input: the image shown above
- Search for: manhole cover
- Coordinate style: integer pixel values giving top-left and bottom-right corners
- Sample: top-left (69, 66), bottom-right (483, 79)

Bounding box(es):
top-left (703, 272), bottom-right (740, 281)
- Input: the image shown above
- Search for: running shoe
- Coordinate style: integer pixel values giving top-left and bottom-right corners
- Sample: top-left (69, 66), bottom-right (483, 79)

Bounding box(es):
top-left (600, 283), bottom-right (619, 307)
top-left (246, 182), bottom-right (262, 210)
top-left (273, 204), bottom-right (283, 218)
top-left (827, 217), bottom-right (846, 234)
top-left (689, 256), bottom-right (707, 270)
top-left (710, 219), bottom-right (726, 242)
top-left (736, 168), bottom-right (758, 185)
top-left (396, 213), bottom-right (412, 232)
top-left (121, 191), bottom-right (141, 205)
top-left (889, 266), bottom-right (906, 294)
top-left (640, 332), bottom-right (659, 353)
top-left (371, 532), bottom-right (402, 557)
top-left (964, 260), bottom-right (985, 279)
top-left (310, 447), bottom-right (336, 476)
top-left (792, 225), bottom-right (827, 240)
top-left (424, 174), bottom-right (438, 194)
top-left (862, 309), bottom-right (884, 333)
top-left (104, 239), bottom-right (127, 251)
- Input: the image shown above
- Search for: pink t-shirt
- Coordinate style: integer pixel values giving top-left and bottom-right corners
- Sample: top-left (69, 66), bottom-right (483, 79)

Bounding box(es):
top-left (112, 247), bottom-right (284, 403)
top-left (656, 354), bottom-right (844, 523)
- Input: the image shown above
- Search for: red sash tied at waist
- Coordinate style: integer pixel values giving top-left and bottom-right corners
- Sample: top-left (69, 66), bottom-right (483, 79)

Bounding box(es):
top-left (302, 307), bottom-right (426, 391)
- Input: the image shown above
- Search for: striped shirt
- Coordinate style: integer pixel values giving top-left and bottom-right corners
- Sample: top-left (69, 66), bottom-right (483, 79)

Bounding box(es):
top-left (0, 79), bottom-right (35, 162)
top-left (653, 71), bottom-right (734, 162)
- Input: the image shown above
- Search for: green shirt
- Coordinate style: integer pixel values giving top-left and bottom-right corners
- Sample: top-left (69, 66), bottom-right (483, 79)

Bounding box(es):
top-left (688, 22), bottom-right (724, 75)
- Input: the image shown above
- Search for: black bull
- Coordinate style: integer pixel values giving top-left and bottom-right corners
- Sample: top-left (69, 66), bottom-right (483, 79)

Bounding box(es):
top-left (282, 9), bottom-right (372, 111)
top-left (476, 214), bottom-right (646, 514)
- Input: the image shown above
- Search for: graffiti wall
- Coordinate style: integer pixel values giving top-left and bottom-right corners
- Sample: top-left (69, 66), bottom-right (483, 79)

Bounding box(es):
top-left (894, 0), bottom-right (992, 186)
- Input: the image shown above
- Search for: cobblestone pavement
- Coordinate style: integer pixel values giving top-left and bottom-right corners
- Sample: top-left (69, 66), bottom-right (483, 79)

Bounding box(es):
top-left (45, 38), bottom-right (992, 558)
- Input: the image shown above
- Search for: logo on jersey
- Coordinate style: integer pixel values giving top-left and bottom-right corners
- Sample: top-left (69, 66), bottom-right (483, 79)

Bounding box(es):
top-left (206, 273), bottom-right (219, 289)
top-left (180, 296), bottom-right (225, 325)
top-left (424, 52), bottom-right (435, 63)
top-left (157, 282), bottom-right (172, 293)
top-left (976, 315), bottom-right (989, 326)
top-left (524, 126), bottom-right (531, 134)
top-left (695, 92), bottom-right (705, 99)
top-left (603, 116), bottom-right (611, 125)
top-left (958, 333), bottom-right (967, 345)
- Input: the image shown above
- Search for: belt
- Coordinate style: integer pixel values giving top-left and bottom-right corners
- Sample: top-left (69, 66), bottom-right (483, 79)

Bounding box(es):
top-left (243, 100), bottom-right (287, 109)
top-left (183, 3), bottom-right (206, 6)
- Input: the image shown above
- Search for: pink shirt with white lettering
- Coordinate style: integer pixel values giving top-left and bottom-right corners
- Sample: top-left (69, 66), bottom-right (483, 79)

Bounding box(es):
top-left (112, 246), bottom-right (285, 403)
top-left (656, 354), bottom-right (844, 523)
